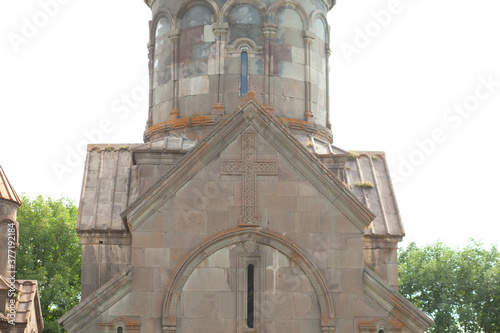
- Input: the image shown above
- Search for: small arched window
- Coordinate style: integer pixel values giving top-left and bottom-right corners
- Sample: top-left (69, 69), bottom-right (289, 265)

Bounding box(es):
top-left (117, 327), bottom-right (123, 333)
top-left (378, 330), bottom-right (384, 333)
top-left (240, 51), bottom-right (248, 96)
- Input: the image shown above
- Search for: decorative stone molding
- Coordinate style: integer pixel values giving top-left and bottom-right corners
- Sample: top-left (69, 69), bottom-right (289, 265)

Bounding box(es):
top-left (359, 318), bottom-right (403, 332)
top-left (212, 22), bottom-right (229, 37)
top-left (227, 37), bottom-right (262, 54)
top-left (262, 24), bottom-right (277, 39)
top-left (161, 228), bottom-right (336, 332)
top-left (221, 131), bottom-right (278, 226)
top-left (97, 316), bottom-right (140, 331)
top-left (211, 103), bottom-right (225, 116)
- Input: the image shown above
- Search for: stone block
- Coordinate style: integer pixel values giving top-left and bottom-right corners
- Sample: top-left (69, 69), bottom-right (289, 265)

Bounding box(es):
top-left (341, 249), bottom-right (364, 268)
top-left (339, 269), bottom-right (364, 293)
top-left (170, 248), bottom-right (190, 267)
top-left (192, 42), bottom-right (211, 60)
top-left (262, 292), bottom-right (292, 319)
top-left (265, 196), bottom-right (296, 211)
top-left (153, 267), bottom-right (172, 293)
top-left (132, 268), bottom-right (154, 292)
top-left (133, 232), bottom-right (164, 248)
top-left (145, 248), bottom-right (170, 268)
top-left (175, 207), bottom-right (207, 233)
top-left (295, 211), bottom-right (321, 233)
top-left (291, 46), bottom-right (306, 65)
top-left (163, 232), bottom-right (189, 249)
top-left (203, 24), bottom-right (215, 42)
top-left (323, 268), bottom-right (341, 292)
top-left (131, 248), bottom-right (144, 267)
top-left (265, 182), bottom-right (298, 197)
top-left (218, 291), bottom-right (237, 319)
top-left (292, 292), bottom-right (320, 319)
top-left (283, 78), bottom-right (306, 99)
top-left (278, 61), bottom-right (305, 81)
top-left (180, 291), bottom-right (219, 318)
top-left (109, 291), bottom-right (154, 317)
top-left (296, 196), bottom-right (331, 212)
top-left (207, 210), bottom-right (229, 233)
top-left (268, 210), bottom-right (294, 233)
top-left (198, 247), bottom-right (230, 268)
top-left (321, 210), bottom-right (360, 234)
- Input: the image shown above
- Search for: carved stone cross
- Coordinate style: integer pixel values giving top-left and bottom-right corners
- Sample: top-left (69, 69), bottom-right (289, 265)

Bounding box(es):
top-left (222, 132), bottom-right (277, 226)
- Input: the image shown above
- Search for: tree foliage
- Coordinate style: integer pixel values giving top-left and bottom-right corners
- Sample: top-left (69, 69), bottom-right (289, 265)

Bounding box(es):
top-left (399, 240), bottom-right (500, 333)
top-left (16, 195), bottom-right (81, 333)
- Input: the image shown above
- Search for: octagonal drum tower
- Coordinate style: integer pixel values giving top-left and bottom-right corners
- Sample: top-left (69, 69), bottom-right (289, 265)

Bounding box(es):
top-left (144, 0), bottom-right (334, 144)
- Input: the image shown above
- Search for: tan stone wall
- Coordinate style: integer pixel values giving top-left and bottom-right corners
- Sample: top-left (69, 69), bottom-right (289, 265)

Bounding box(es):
top-left (124, 130), bottom-right (378, 331)
top-left (178, 245), bottom-right (321, 332)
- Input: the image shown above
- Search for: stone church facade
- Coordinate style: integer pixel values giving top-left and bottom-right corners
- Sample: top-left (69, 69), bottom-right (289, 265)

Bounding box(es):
top-left (59, 0), bottom-right (433, 332)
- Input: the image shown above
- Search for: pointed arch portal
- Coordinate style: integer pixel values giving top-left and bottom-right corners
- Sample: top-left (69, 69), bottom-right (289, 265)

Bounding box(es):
top-left (162, 227), bottom-right (335, 332)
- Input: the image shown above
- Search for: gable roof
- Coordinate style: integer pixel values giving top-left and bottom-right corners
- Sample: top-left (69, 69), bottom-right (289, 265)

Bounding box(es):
top-left (121, 92), bottom-right (376, 231)
top-left (346, 152), bottom-right (405, 238)
top-left (0, 165), bottom-right (21, 206)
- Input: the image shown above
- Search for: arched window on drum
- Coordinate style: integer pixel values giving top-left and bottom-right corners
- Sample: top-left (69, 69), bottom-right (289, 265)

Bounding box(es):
top-left (153, 17), bottom-right (171, 88)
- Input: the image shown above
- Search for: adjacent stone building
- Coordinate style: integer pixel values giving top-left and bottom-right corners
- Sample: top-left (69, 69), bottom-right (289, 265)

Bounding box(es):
top-left (0, 166), bottom-right (44, 332)
top-left (59, 0), bottom-right (434, 332)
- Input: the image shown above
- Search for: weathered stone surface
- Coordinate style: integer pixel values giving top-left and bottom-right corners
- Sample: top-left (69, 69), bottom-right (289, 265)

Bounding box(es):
top-left (59, 2), bottom-right (433, 332)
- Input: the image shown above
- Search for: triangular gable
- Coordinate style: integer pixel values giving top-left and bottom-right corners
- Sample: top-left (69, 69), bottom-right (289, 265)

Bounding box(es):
top-left (58, 266), bottom-right (132, 332)
top-left (121, 92), bottom-right (375, 231)
top-left (364, 267), bottom-right (434, 332)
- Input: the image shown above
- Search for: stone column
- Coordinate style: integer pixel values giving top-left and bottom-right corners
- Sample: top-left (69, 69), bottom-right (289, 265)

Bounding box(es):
top-left (212, 23), bottom-right (229, 116)
top-left (263, 24), bottom-right (277, 114)
top-left (325, 43), bottom-right (332, 130)
top-left (303, 30), bottom-right (315, 122)
top-left (147, 32), bottom-right (155, 128)
top-left (168, 29), bottom-right (181, 120)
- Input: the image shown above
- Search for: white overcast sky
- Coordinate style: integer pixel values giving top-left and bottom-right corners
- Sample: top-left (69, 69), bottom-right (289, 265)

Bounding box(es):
top-left (1, 0), bottom-right (499, 248)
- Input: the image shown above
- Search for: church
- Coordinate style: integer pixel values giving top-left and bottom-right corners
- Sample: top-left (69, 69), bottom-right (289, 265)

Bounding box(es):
top-left (59, 0), bottom-right (434, 332)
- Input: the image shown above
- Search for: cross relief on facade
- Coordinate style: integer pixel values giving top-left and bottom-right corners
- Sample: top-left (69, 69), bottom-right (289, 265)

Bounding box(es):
top-left (222, 132), bottom-right (277, 226)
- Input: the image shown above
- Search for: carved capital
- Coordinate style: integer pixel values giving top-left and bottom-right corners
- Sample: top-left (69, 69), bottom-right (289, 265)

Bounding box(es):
top-left (211, 103), bottom-right (225, 116)
top-left (212, 22), bottom-right (229, 37)
top-left (167, 29), bottom-right (181, 40)
top-left (263, 24), bottom-right (278, 39)
top-left (303, 30), bottom-right (315, 44)
top-left (305, 110), bottom-right (315, 122)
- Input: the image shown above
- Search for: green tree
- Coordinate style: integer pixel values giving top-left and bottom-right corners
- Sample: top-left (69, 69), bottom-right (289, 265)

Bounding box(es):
top-left (16, 195), bottom-right (81, 333)
top-left (399, 240), bottom-right (500, 333)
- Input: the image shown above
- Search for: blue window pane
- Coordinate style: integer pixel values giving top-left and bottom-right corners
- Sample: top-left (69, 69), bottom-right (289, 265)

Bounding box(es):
top-left (241, 52), bottom-right (248, 96)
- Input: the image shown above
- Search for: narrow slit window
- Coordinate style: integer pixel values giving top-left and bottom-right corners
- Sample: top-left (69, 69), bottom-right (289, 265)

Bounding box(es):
top-left (241, 51), bottom-right (248, 96)
top-left (247, 264), bottom-right (254, 328)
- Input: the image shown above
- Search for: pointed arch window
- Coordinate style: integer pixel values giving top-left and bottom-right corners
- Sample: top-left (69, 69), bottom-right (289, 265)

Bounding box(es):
top-left (241, 51), bottom-right (248, 96)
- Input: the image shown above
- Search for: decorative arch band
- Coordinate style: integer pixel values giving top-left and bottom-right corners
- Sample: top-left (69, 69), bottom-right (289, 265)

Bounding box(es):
top-left (161, 227), bottom-right (336, 331)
